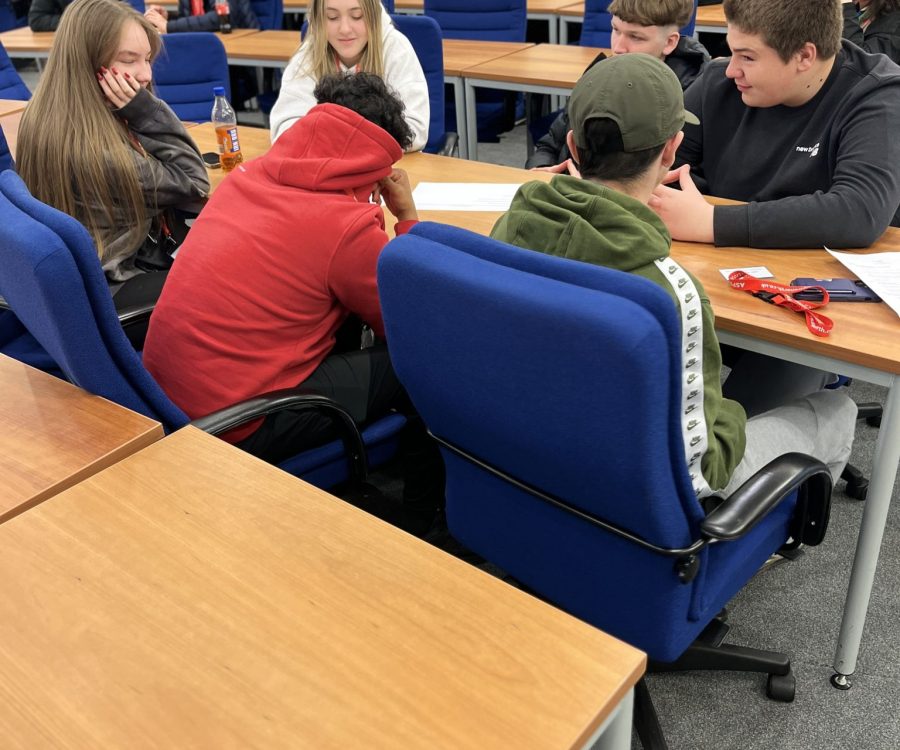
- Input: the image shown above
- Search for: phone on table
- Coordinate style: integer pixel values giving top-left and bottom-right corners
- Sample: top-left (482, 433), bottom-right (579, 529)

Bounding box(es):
top-left (789, 278), bottom-right (882, 303)
top-left (201, 151), bottom-right (221, 169)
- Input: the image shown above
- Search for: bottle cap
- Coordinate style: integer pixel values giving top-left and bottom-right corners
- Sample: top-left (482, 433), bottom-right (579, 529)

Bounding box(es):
top-left (213, 86), bottom-right (225, 97)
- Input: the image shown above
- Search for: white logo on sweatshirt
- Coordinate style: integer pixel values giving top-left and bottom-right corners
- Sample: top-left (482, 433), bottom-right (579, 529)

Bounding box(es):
top-left (796, 142), bottom-right (820, 157)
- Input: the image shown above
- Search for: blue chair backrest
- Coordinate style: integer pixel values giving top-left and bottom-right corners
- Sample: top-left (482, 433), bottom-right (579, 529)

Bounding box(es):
top-left (584, 0), bottom-right (699, 47)
top-left (0, 0), bottom-right (25, 31)
top-left (391, 14), bottom-right (446, 153)
top-left (125, 0), bottom-right (145, 11)
top-left (381, 0), bottom-right (394, 11)
top-left (153, 33), bottom-right (230, 122)
top-left (0, 171), bottom-right (189, 429)
top-left (423, 0), bottom-right (526, 42)
top-left (0, 41), bottom-right (30, 100)
top-left (250, 0), bottom-right (283, 30)
top-left (0, 122), bottom-right (12, 172)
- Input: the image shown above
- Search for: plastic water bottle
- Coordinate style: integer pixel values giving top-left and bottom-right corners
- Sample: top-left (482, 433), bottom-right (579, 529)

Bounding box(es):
top-left (211, 86), bottom-right (243, 172)
top-left (215, 0), bottom-right (232, 33)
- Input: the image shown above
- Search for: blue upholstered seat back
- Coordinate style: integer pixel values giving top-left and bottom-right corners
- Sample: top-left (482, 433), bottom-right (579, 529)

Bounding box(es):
top-left (381, 0), bottom-right (394, 11)
top-left (0, 41), bottom-right (31, 100)
top-left (153, 33), bottom-right (230, 122)
top-left (423, 0), bottom-right (526, 42)
top-left (391, 14), bottom-right (446, 153)
top-left (0, 123), bottom-right (12, 172)
top-left (0, 171), bottom-right (189, 429)
top-left (378, 222), bottom-right (798, 661)
top-left (251, 0), bottom-right (283, 30)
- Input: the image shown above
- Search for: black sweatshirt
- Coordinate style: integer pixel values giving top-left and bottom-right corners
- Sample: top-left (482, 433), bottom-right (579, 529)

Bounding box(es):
top-left (842, 3), bottom-right (900, 65)
top-left (676, 40), bottom-right (900, 248)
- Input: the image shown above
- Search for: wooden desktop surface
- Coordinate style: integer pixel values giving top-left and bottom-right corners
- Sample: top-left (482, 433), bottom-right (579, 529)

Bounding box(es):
top-left (695, 4), bottom-right (727, 29)
top-left (394, 0), bottom-right (577, 10)
top-left (443, 39), bottom-right (534, 77)
top-left (0, 425), bottom-right (645, 748)
top-left (0, 27), bottom-right (257, 55)
top-left (462, 43), bottom-right (609, 87)
top-left (219, 28), bottom-right (301, 63)
top-left (0, 98), bottom-right (27, 117)
top-left (558, 2), bottom-right (586, 17)
top-left (0, 354), bottom-right (163, 524)
top-left (0, 109), bottom-right (23, 156)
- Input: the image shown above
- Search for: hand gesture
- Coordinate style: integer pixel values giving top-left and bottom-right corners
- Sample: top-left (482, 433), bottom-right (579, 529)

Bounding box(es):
top-left (648, 164), bottom-right (715, 243)
top-left (530, 158), bottom-right (581, 178)
top-left (144, 8), bottom-right (168, 32)
top-left (97, 66), bottom-right (141, 110)
top-left (376, 169), bottom-right (418, 223)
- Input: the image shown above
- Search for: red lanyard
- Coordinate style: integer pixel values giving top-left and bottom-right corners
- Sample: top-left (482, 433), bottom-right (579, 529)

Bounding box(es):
top-left (727, 271), bottom-right (834, 337)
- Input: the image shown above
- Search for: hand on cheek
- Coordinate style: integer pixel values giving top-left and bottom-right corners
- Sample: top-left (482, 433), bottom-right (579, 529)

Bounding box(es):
top-left (97, 66), bottom-right (141, 110)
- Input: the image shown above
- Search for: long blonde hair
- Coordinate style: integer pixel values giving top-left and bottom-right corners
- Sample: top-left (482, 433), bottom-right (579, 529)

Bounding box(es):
top-left (301, 0), bottom-right (385, 80)
top-left (17, 0), bottom-right (161, 261)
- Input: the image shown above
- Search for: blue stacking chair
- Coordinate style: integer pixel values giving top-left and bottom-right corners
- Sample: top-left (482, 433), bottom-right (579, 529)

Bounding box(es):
top-left (0, 41), bottom-right (30, 100)
top-left (0, 171), bottom-right (405, 490)
top-left (381, 0), bottom-right (394, 11)
top-left (377, 222), bottom-right (833, 747)
top-left (424, 0), bottom-right (526, 142)
top-left (250, 0), bottom-right (283, 29)
top-left (391, 14), bottom-right (457, 155)
top-left (0, 121), bottom-right (12, 172)
top-left (153, 33), bottom-right (230, 122)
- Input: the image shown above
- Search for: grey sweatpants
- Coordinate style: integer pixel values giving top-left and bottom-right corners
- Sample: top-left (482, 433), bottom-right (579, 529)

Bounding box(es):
top-left (721, 389), bottom-right (858, 497)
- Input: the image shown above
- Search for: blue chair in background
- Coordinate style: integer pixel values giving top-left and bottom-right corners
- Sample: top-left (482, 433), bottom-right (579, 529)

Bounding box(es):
top-left (391, 14), bottom-right (457, 155)
top-left (153, 33), bottom-right (230, 122)
top-left (0, 121), bottom-right (12, 172)
top-left (125, 0), bottom-right (145, 11)
top-left (0, 170), bottom-right (405, 490)
top-left (0, 0), bottom-right (25, 31)
top-left (381, 0), bottom-right (394, 11)
top-left (250, 0), bottom-right (283, 30)
top-left (424, 0), bottom-right (526, 142)
top-left (377, 222), bottom-right (833, 748)
top-left (0, 41), bottom-right (31, 100)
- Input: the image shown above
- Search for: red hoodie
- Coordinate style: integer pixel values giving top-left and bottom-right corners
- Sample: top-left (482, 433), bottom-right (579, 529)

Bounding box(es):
top-left (143, 104), bottom-right (416, 441)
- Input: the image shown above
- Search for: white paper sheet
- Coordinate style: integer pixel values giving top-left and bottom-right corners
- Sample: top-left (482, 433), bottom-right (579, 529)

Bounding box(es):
top-left (411, 182), bottom-right (523, 211)
top-left (718, 266), bottom-right (774, 280)
top-left (825, 247), bottom-right (900, 319)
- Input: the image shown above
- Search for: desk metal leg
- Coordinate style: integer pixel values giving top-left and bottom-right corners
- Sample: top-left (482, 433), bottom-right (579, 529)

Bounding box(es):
top-left (464, 80), bottom-right (479, 162)
top-left (582, 688), bottom-right (634, 750)
top-left (447, 76), bottom-right (467, 159)
top-left (832, 373), bottom-right (900, 687)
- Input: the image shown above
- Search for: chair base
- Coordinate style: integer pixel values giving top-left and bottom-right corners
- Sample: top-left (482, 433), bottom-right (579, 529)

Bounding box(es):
top-left (636, 618), bottom-right (795, 749)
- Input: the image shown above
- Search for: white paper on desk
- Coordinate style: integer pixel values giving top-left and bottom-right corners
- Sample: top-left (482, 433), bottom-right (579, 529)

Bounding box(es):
top-left (825, 247), bottom-right (900, 318)
top-left (411, 182), bottom-right (522, 211)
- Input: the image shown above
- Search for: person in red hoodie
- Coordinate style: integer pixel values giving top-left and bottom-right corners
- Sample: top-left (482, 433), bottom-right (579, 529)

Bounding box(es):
top-left (144, 73), bottom-right (440, 528)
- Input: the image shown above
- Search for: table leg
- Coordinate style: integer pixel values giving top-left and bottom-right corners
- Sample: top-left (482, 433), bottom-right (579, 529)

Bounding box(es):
top-left (832, 373), bottom-right (900, 687)
top-left (464, 80), bottom-right (478, 162)
top-left (448, 76), bottom-right (467, 160)
top-left (582, 688), bottom-right (634, 750)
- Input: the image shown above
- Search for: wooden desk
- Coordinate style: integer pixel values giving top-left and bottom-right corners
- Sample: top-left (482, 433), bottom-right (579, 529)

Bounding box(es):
top-left (695, 3), bottom-right (727, 34)
top-left (558, 2), bottom-right (585, 44)
top-left (0, 109), bottom-right (23, 157)
top-left (461, 42), bottom-right (608, 158)
top-left (0, 426), bottom-right (645, 748)
top-left (190, 122), bottom-right (270, 191)
top-left (0, 98), bottom-right (27, 117)
top-left (220, 28), bottom-right (300, 68)
top-left (0, 354), bottom-right (163, 524)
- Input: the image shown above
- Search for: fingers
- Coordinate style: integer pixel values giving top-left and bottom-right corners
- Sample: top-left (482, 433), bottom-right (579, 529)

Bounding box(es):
top-left (660, 166), bottom-right (686, 186)
top-left (97, 67), bottom-right (140, 109)
top-left (565, 159), bottom-right (581, 179)
top-left (678, 164), bottom-right (700, 194)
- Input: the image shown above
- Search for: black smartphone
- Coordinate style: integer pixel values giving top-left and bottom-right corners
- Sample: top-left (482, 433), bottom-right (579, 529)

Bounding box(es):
top-left (201, 151), bottom-right (221, 169)
top-left (790, 278), bottom-right (882, 302)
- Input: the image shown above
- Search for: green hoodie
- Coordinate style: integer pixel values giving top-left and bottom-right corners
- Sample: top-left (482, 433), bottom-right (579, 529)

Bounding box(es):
top-left (491, 175), bottom-right (746, 495)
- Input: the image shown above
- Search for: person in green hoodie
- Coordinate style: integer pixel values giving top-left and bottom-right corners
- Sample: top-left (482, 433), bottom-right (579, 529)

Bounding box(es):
top-left (491, 53), bottom-right (857, 499)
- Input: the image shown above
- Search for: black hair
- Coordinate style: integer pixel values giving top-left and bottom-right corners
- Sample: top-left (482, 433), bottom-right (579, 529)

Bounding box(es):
top-left (313, 72), bottom-right (415, 150)
top-left (576, 118), bottom-right (665, 182)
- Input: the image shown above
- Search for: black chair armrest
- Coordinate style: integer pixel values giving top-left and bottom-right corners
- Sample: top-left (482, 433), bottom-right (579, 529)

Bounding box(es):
top-left (436, 132), bottom-right (459, 158)
top-left (117, 303), bottom-right (154, 330)
top-left (189, 387), bottom-right (368, 482)
top-left (701, 453), bottom-right (832, 542)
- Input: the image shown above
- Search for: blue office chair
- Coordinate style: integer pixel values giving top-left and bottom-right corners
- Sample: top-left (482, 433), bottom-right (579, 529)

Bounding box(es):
top-left (381, 0), bottom-right (394, 11)
top-left (0, 41), bottom-right (30, 100)
top-left (0, 171), bottom-right (405, 490)
top-left (125, 0), bottom-right (145, 11)
top-left (424, 0), bottom-right (526, 142)
top-left (0, 0), bottom-right (25, 31)
top-left (391, 14), bottom-right (457, 155)
top-left (0, 121), bottom-right (12, 172)
top-left (377, 222), bottom-right (833, 748)
top-left (250, 0), bottom-right (283, 30)
top-left (152, 33), bottom-right (230, 122)
top-left (582, 0), bottom-right (698, 47)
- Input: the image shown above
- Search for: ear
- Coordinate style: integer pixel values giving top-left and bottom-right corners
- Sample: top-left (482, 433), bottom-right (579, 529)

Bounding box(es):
top-left (661, 131), bottom-right (684, 170)
top-left (565, 130), bottom-right (581, 165)
top-left (794, 41), bottom-right (818, 72)
top-left (662, 29), bottom-right (680, 57)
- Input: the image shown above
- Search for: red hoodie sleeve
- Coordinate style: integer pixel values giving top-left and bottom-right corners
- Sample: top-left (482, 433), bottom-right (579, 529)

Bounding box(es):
top-left (327, 212), bottom-right (418, 337)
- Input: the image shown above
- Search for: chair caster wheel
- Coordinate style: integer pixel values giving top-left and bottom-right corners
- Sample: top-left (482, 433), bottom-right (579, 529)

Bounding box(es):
top-left (845, 479), bottom-right (868, 501)
top-left (830, 673), bottom-right (852, 690)
top-left (866, 415), bottom-right (882, 428)
top-left (766, 672), bottom-right (795, 702)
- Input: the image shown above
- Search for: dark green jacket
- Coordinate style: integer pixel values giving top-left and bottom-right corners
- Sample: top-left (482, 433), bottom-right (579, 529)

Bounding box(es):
top-left (491, 175), bottom-right (746, 495)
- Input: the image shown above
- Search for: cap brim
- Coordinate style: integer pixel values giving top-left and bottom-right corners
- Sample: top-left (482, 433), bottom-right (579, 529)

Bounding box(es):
top-left (684, 109), bottom-right (700, 126)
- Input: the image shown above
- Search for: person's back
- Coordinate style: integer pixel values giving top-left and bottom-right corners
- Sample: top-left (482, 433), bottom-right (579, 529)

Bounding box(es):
top-left (28, 0), bottom-right (71, 30)
top-left (654, 0), bottom-right (900, 248)
top-left (843, 0), bottom-right (900, 64)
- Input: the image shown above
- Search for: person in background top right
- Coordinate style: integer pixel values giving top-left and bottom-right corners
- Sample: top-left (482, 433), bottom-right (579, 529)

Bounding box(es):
top-left (651, 0), bottom-right (900, 249)
top-left (842, 0), bottom-right (900, 63)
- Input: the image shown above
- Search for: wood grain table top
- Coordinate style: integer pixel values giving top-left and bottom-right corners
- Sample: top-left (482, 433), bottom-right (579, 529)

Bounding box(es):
top-left (461, 43), bottom-right (609, 88)
top-left (0, 426), bottom-right (645, 748)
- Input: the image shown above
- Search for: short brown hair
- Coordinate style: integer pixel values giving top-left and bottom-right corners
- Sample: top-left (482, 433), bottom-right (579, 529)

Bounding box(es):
top-left (723, 0), bottom-right (842, 62)
top-left (607, 0), bottom-right (694, 29)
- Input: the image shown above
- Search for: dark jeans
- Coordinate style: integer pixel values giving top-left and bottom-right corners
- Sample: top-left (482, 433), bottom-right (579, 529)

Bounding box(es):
top-left (111, 270), bottom-right (169, 350)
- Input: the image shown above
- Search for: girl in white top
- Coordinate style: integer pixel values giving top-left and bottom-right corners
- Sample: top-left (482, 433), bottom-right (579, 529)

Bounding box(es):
top-left (270, 0), bottom-right (429, 150)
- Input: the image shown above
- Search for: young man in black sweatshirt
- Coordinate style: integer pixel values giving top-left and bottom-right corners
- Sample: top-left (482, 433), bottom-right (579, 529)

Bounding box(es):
top-left (651, 0), bottom-right (900, 248)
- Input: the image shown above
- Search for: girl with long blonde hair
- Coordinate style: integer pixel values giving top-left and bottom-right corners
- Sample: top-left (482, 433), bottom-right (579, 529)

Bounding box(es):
top-left (17, 0), bottom-right (208, 309)
top-left (269, 0), bottom-right (429, 150)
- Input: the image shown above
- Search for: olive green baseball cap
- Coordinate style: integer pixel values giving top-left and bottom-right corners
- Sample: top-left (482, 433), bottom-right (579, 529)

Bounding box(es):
top-left (568, 53), bottom-right (700, 152)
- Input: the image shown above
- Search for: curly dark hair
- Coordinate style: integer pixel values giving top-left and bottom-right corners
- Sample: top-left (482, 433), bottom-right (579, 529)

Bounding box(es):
top-left (313, 73), bottom-right (414, 150)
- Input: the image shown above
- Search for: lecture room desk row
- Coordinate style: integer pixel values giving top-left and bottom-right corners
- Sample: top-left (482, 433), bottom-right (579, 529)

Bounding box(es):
top-left (0, 351), bottom-right (644, 747)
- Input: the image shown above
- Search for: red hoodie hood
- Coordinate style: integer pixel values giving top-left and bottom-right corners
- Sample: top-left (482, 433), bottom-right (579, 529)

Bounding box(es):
top-left (261, 103), bottom-right (402, 192)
